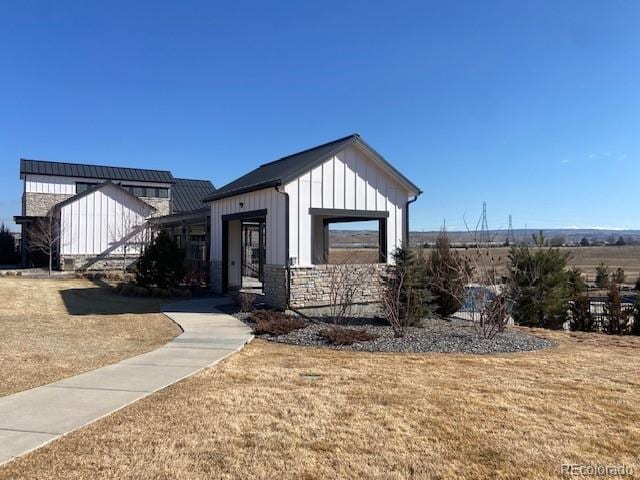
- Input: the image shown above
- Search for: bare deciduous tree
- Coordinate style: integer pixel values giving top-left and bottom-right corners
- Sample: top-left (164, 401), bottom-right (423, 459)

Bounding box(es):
top-left (380, 263), bottom-right (408, 337)
top-left (29, 213), bottom-right (61, 276)
top-left (316, 246), bottom-right (376, 325)
top-left (109, 211), bottom-right (150, 273)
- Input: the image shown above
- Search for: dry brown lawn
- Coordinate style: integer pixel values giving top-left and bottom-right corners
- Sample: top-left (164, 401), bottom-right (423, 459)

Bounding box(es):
top-left (2, 329), bottom-right (639, 479)
top-left (0, 277), bottom-right (180, 396)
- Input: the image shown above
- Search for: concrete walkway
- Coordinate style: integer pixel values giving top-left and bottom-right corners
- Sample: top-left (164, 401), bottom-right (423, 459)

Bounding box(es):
top-left (0, 296), bottom-right (252, 466)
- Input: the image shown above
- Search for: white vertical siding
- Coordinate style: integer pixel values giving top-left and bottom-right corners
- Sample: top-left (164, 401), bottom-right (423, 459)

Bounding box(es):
top-left (284, 144), bottom-right (411, 265)
top-left (209, 188), bottom-right (287, 265)
top-left (25, 174), bottom-right (172, 194)
top-left (60, 184), bottom-right (153, 255)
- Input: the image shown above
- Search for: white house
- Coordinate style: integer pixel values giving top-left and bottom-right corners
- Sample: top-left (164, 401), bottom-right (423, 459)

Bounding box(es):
top-left (205, 134), bottom-right (421, 311)
top-left (15, 159), bottom-right (215, 271)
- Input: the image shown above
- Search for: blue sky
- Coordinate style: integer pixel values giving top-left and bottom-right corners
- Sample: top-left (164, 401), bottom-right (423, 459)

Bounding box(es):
top-left (1, 0), bottom-right (639, 231)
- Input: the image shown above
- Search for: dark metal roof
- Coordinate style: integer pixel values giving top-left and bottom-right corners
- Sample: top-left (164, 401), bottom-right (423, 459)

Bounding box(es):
top-left (203, 134), bottom-right (421, 202)
top-left (171, 178), bottom-right (216, 213)
top-left (20, 158), bottom-right (175, 184)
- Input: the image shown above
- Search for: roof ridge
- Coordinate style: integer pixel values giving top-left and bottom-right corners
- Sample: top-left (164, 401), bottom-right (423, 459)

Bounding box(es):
top-left (258, 134), bottom-right (358, 168)
top-left (20, 158), bottom-right (173, 175)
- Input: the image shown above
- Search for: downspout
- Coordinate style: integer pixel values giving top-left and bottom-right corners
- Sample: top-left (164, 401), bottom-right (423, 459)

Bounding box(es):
top-left (405, 195), bottom-right (418, 248)
top-left (275, 185), bottom-right (291, 309)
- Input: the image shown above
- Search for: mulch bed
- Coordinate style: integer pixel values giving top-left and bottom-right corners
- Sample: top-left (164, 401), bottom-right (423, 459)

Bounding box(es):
top-left (231, 310), bottom-right (554, 354)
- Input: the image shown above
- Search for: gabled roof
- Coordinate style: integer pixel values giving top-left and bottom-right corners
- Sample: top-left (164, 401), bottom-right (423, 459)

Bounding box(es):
top-left (20, 158), bottom-right (175, 184)
top-left (203, 134), bottom-right (421, 202)
top-left (171, 178), bottom-right (216, 213)
top-left (53, 181), bottom-right (157, 213)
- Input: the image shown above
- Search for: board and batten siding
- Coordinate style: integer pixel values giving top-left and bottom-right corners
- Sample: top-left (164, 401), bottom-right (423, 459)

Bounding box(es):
top-left (25, 174), bottom-right (172, 194)
top-left (284, 144), bottom-right (411, 266)
top-left (59, 184), bottom-right (153, 255)
top-left (210, 188), bottom-right (287, 266)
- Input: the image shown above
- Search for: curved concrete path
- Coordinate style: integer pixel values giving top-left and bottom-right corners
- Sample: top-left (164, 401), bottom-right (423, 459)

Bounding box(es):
top-left (0, 296), bottom-right (252, 466)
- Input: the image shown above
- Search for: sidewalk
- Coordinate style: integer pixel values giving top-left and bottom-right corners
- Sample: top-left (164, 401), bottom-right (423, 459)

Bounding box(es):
top-left (0, 296), bottom-right (252, 466)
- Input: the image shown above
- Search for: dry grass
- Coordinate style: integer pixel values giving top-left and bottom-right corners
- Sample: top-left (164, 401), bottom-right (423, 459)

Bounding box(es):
top-left (0, 277), bottom-right (181, 397)
top-left (2, 329), bottom-right (639, 479)
top-left (451, 245), bottom-right (640, 281)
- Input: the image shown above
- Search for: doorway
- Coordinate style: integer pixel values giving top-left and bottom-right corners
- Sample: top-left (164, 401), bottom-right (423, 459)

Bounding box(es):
top-left (241, 220), bottom-right (266, 292)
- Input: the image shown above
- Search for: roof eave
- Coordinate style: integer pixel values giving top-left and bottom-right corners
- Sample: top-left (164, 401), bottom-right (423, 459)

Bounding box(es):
top-left (202, 180), bottom-right (281, 203)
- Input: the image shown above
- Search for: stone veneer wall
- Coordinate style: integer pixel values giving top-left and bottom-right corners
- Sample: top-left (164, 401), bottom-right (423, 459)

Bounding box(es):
top-left (140, 197), bottom-right (170, 216)
top-left (263, 264), bottom-right (287, 309)
top-left (289, 263), bottom-right (386, 310)
top-left (60, 254), bottom-right (139, 271)
top-left (24, 192), bottom-right (73, 216)
top-left (211, 260), bottom-right (223, 294)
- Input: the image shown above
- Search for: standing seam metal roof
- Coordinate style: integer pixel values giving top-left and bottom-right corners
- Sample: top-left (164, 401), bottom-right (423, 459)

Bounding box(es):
top-left (203, 134), bottom-right (421, 202)
top-left (171, 178), bottom-right (216, 213)
top-left (20, 158), bottom-right (175, 184)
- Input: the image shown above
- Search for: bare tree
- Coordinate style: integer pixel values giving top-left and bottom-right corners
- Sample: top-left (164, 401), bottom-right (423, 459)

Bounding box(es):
top-left (109, 211), bottom-right (150, 273)
top-left (29, 213), bottom-right (61, 275)
top-left (432, 209), bottom-right (511, 339)
top-left (316, 245), bottom-right (376, 325)
top-left (380, 262), bottom-right (408, 337)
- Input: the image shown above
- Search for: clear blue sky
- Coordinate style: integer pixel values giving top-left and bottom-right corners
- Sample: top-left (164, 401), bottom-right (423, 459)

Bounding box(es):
top-left (2, 0), bottom-right (639, 232)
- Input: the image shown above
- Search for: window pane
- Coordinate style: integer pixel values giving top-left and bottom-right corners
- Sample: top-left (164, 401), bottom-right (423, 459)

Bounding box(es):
top-left (158, 188), bottom-right (168, 198)
top-left (133, 187), bottom-right (145, 197)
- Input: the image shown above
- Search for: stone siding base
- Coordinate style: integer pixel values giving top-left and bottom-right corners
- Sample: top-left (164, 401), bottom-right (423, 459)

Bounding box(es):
top-left (263, 264), bottom-right (287, 309)
top-left (289, 263), bottom-right (386, 313)
top-left (60, 254), bottom-right (139, 272)
top-left (209, 261), bottom-right (386, 314)
top-left (211, 260), bottom-right (223, 294)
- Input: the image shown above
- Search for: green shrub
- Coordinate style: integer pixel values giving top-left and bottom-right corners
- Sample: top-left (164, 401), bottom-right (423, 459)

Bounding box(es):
top-left (604, 283), bottom-right (624, 335)
top-left (380, 247), bottom-right (434, 337)
top-left (136, 231), bottom-right (185, 288)
top-left (319, 326), bottom-right (378, 345)
top-left (427, 231), bottom-right (467, 316)
top-left (507, 245), bottom-right (570, 329)
top-left (612, 267), bottom-right (626, 285)
top-left (595, 263), bottom-right (610, 289)
top-left (632, 297), bottom-right (640, 336)
top-left (0, 224), bottom-right (18, 265)
top-left (251, 311), bottom-right (306, 335)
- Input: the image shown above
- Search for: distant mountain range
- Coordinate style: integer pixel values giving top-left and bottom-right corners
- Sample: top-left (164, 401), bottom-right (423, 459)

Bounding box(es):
top-left (331, 228), bottom-right (640, 247)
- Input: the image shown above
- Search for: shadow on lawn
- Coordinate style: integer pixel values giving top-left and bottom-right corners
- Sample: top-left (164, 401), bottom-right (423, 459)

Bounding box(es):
top-left (59, 278), bottom-right (165, 316)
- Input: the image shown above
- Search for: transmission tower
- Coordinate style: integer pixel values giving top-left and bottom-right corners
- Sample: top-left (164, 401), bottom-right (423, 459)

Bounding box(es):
top-left (478, 201), bottom-right (490, 246)
top-left (507, 214), bottom-right (516, 245)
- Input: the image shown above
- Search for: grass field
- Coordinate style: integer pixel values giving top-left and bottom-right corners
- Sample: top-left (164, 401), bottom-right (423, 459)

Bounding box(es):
top-left (331, 245), bottom-right (640, 282)
top-left (2, 330), bottom-right (639, 479)
top-left (0, 278), bottom-right (180, 397)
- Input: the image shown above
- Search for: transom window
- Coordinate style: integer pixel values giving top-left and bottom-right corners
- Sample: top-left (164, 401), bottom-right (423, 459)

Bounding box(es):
top-left (121, 185), bottom-right (169, 198)
top-left (76, 182), bottom-right (97, 193)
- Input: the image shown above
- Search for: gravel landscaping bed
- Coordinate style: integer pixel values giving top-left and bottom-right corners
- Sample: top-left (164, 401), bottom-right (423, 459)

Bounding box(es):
top-left (230, 309), bottom-right (554, 354)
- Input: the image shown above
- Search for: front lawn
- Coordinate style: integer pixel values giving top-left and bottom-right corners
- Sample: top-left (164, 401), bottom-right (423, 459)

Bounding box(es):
top-left (2, 328), bottom-right (639, 479)
top-left (0, 277), bottom-right (181, 396)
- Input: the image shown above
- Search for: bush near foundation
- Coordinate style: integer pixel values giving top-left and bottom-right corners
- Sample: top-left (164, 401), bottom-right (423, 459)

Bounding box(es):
top-left (135, 232), bottom-right (185, 288)
top-left (251, 311), bottom-right (306, 335)
top-left (319, 326), bottom-right (378, 345)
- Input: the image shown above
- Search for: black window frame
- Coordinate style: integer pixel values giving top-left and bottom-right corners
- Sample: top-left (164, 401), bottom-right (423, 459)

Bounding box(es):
top-left (75, 182), bottom-right (97, 194)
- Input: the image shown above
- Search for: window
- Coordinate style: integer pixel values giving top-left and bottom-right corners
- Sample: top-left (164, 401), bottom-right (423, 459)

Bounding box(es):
top-left (121, 185), bottom-right (169, 198)
top-left (76, 182), bottom-right (97, 193)
top-left (311, 215), bottom-right (387, 265)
